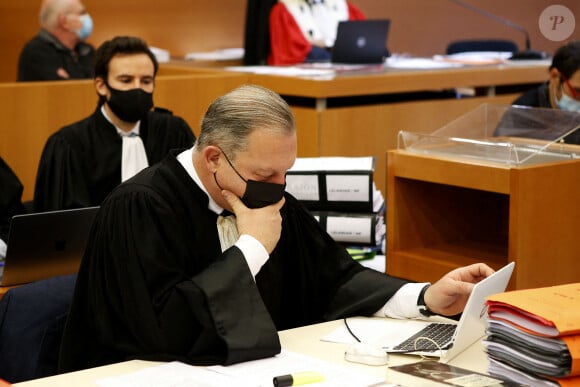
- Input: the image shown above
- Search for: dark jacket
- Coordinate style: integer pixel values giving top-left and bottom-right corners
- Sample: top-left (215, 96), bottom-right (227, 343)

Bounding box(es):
top-left (17, 29), bottom-right (95, 82)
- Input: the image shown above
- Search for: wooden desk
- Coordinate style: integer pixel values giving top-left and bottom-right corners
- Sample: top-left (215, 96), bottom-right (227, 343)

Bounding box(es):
top-left (235, 62), bottom-right (549, 195)
top-left (12, 318), bottom-right (488, 386)
top-left (386, 149), bottom-right (580, 290)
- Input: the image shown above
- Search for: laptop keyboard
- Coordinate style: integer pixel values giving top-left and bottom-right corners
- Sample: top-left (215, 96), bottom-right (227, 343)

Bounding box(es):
top-left (393, 323), bottom-right (456, 352)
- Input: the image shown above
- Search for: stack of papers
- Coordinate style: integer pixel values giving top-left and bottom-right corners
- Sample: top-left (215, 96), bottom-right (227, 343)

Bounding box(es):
top-left (226, 65), bottom-right (336, 77)
top-left (185, 48), bottom-right (244, 61)
top-left (149, 47), bottom-right (170, 63)
top-left (433, 51), bottom-right (513, 65)
top-left (385, 57), bottom-right (463, 69)
top-left (483, 283), bottom-right (580, 386)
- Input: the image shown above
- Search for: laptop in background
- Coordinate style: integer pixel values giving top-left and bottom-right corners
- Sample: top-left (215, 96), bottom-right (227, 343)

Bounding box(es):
top-left (0, 206), bottom-right (99, 286)
top-left (331, 19), bottom-right (391, 64)
top-left (382, 261), bottom-right (515, 363)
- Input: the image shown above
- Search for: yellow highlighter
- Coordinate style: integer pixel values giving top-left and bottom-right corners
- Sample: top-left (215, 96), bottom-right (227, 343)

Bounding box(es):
top-left (272, 371), bottom-right (325, 387)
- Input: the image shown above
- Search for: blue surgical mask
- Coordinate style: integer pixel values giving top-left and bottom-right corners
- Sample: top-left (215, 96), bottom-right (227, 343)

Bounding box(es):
top-left (556, 86), bottom-right (580, 113)
top-left (76, 13), bottom-right (93, 40)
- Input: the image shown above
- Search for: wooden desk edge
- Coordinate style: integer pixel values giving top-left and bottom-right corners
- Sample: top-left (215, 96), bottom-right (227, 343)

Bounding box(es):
top-left (13, 318), bottom-right (488, 386)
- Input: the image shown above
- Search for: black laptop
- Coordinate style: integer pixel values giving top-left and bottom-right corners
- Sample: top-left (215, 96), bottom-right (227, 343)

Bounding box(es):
top-left (0, 206), bottom-right (99, 286)
top-left (331, 19), bottom-right (391, 64)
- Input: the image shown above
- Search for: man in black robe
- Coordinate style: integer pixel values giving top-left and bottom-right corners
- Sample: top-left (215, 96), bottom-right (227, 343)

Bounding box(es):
top-left (34, 36), bottom-right (195, 212)
top-left (0, 157), bottom-right (26, 258)
top-left (59, 84), bottom-right (494, 372)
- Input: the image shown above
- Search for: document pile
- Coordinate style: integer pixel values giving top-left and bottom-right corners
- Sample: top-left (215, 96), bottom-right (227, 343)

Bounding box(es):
top-left (285, 157), bottom-right (385, 257)
top-left (483, 283), bottom-right (580, 387)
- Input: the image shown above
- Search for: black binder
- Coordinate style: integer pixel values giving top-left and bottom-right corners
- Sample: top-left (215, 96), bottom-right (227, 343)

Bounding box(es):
top-left (286, 170), bottom-right (374, 212)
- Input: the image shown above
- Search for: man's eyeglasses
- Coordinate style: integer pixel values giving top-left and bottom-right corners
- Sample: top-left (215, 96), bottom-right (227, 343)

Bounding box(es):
top-left (560, 73), bottom-right (580, 101)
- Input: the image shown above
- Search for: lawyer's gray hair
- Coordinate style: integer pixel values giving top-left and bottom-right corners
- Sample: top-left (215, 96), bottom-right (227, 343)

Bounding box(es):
top-left (196, 84), bottom-right (295, 160)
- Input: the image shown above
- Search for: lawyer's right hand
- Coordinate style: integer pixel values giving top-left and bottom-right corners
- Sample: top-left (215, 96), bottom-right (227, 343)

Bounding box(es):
top-left (221, 190), bottom-right (284, 254)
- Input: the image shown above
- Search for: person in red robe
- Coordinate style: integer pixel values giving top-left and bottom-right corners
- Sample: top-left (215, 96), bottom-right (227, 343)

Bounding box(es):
top-left (268, 0), bottom-right (365, 65)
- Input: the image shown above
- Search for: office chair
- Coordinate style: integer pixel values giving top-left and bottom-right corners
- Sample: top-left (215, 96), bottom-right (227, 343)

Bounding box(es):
top-left (0, 274), bottom-right (77, 383)
top-left (446, 39), bottom-right (518, 54)
top-left (445, 39), bottom-right (519, 98)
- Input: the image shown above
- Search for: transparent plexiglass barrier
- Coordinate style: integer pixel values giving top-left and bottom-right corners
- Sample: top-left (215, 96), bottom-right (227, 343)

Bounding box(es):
top-left (398, 104), bottom-right (580, 166)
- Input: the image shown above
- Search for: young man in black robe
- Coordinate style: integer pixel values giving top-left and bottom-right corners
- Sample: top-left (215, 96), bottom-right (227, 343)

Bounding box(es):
top-left (59, 84), bottom-right (494, 372)
top-left (33, 36), bottom-right (195, 212)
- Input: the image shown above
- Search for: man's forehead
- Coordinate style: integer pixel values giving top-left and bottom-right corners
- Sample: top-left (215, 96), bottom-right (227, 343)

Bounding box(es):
top-left (108, 54), bottom-right (155, 76)
top-left (237, 131), bottom-right (297, 171)
top-left (65, 0), bottom-right (84, 12)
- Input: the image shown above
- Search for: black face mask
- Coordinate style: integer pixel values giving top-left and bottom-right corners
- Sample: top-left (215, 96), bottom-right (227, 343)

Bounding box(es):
top-left (105, 84), bottom-right (154, 123)
top-left (214, 149), bottom-right (286, 209)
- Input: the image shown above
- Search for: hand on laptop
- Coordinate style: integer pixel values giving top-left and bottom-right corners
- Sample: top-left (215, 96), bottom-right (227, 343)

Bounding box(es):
top-left (424, 263), bottom-right (495, 316)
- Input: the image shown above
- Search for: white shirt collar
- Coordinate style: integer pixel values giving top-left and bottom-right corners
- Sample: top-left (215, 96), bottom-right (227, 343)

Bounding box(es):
top-left (176, 146), bottom-right (223, 215)
top-left (100, 105), bottom-right (141, 136)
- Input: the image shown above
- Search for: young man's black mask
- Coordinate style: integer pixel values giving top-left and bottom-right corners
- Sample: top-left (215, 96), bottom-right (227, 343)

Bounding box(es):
top-left (104, 83), bottom-right (153, 123)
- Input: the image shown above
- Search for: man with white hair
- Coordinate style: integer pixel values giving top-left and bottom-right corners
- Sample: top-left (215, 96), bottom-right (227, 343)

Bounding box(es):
top-left (17, 0), bottom-right (95, 81)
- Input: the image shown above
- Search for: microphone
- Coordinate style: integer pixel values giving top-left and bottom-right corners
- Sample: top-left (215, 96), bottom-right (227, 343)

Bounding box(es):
top-left (449, 0), bottom-right (548, 60)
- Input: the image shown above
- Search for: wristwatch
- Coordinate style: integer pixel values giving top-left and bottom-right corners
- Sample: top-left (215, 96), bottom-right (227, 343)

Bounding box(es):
top-left (417, 284), bottom-right (435, 317)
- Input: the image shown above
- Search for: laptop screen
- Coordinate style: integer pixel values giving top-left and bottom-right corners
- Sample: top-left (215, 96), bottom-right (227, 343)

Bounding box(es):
top-left (1, 206), bottom-right (99, 286)
top-left (332, 19), bottom-right (391, 64)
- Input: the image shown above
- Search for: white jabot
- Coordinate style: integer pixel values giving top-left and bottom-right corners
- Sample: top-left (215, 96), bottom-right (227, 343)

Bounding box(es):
top-left (0, 239), bottom-right (7, 260)
top-left (217, 214), bottom-right (239, 252)
top-left (100, 105), bottom-right (149, 182)
top-left (121, 132), bottom-right (149, 182)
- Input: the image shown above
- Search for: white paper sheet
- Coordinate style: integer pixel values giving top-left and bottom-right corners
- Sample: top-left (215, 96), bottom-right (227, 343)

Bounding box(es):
top-left (96, 350), bottom-right (384, 387)
top-left (209, 350), bottom-right (384, 387)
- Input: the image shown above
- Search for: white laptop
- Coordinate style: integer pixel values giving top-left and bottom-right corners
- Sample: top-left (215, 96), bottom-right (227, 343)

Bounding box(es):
top-left (0, 206), bottom-right (98, 286)
top-left (382, 262), bottom-right (515, 363)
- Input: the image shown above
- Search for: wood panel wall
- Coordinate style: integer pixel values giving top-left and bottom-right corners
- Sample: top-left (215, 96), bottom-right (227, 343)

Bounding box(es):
top-left (1, 1), bottom-right (577, 83)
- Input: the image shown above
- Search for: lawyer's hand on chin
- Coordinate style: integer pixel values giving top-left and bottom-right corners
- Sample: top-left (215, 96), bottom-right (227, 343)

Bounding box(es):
top-left (221, 190), bottom-right (284, 254)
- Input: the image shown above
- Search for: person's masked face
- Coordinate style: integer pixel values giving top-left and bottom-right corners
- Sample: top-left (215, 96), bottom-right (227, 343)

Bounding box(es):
top-left (556, 73), bottom-right (580, 113)
top-left (214, 148), bottom-right (286, 209)
top-left (556, 92), bottom-right (580, 113)
top-left (99, 53), bottom-right (156, 123)
top-left (105, 83), bottom-right (154, 123)
top-left (75, 13), bottom-right (93, 40)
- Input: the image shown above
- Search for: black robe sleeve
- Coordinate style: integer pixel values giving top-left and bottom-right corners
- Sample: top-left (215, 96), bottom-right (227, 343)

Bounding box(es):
top-left (262, 194), bottom-right (408, 329)
top-left (0, 157), bottom-right (25, 242)
top-left (33, 131), bottom-right (93, 212)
